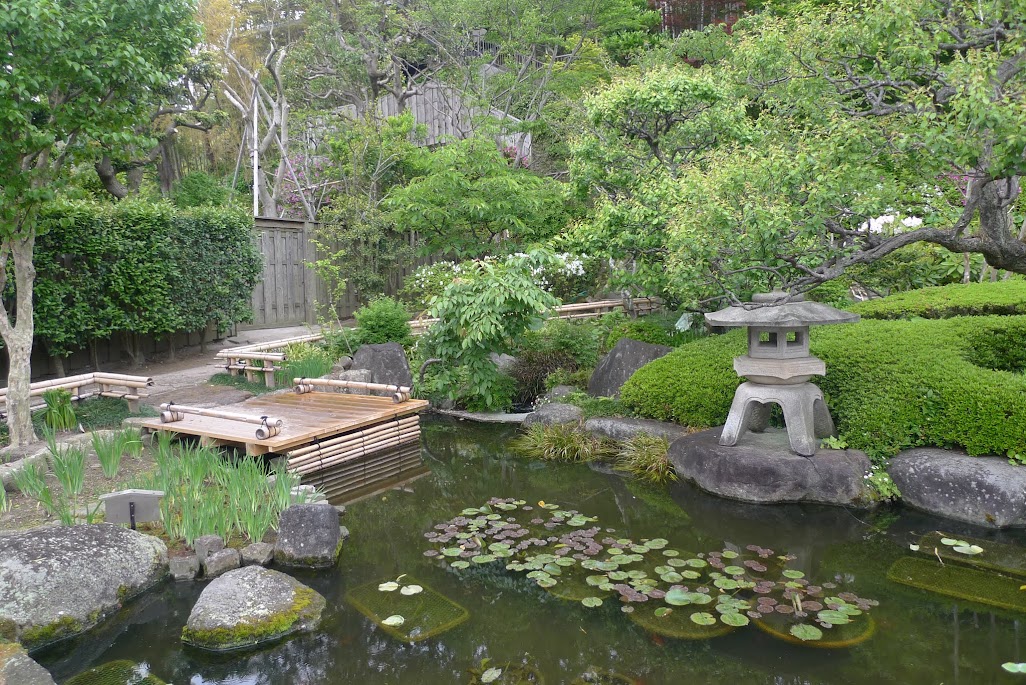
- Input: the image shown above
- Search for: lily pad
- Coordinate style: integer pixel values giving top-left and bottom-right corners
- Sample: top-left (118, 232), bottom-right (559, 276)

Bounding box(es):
top-left (581, 597), bottom-right (603, 608)
top-left (400, 585), bottom-right (424, 596)
top-left (378, 582), bottom-right (400, 592)
top-left (789, 624), bottom-right (823, 641)
top-left (382, 615), bottom-right (405, 626)
top-left (664, 588), bottom-right (692, 606)
top-left (690, 612), bottom-right (717, 625)
top-left (720, 612), bottom-right (750, 627)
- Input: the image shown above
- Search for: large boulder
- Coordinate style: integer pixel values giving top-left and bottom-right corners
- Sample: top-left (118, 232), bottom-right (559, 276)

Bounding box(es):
top-left (181, 566), bottom-right (325, 652)
top-left (588, 338), bottom-right (672, 398)
top-left (351, 343), bottom-right (413, 388)
top-left (274, 504), bottom-right (342, 568)
top-left (0, 641), bottom-right (56, 685)
top-left (584, 417), bottom-right (690, 443)
top-left (889, 449), bottom-right (1026, 528)
top-left (522, 403), bottom-right (583, 428)
top-left (669, 428), bottom-right (874, 506)
top-left (0, 524), bottom-right (168, 650)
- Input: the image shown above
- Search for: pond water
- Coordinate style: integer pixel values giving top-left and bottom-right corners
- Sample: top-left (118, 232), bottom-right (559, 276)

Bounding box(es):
top-left (37, 417), bottom-right (1026, 685)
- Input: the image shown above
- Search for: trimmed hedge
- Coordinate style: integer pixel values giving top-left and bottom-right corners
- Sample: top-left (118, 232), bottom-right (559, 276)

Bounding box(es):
top-left (621, 316), bottom-right (1026, 459)
top-left (850, 280), bottom-right (1026, 320)
top-left (34, 200), bottom-right (261, 358)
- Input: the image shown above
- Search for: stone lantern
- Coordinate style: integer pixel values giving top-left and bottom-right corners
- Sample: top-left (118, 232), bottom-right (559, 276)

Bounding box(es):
top-left (705, 291), bottom-right (859, 456)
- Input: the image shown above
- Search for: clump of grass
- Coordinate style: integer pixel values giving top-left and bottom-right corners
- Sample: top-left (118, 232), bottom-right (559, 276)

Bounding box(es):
top-left (42, 388), bottom-right (77, 431)
top-left (560, 392), bottom-right (631, 419)
top-left (614, 434), bottom-right (676, 484)
top-left (512, 424), bottom-right (618, 462)
top-left (91, 428), bottom-right (141, 479)
top-left (276, 342), bottom-right (334, 386)
top-left (76, 397), bottom-right (157, 430)
top-left (133, 438), bottom-right (301, 546)
top-left (208, 373), bottom-right (274, 394)
top-left (0, 483), bottom-right (9, 513)
top-left (13, 461), bottom-right (70, 524)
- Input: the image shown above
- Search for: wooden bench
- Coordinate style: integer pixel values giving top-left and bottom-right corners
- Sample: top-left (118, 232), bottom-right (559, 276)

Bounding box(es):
top-left (215, 333), bottom-right (324, 388)
top-left (0, 372), bottom-right (154, 419)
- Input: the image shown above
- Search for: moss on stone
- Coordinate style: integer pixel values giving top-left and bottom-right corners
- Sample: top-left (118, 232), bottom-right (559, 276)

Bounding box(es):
top-left (0, 618), bottom-right (16, 643)
top-left (21, 615), bottom-right (82, 650)
top-left (66, 659), bottom-right (167, 685)
top-left (887, 555), bottom-right (1026, 614)
top-left (181, 585), bottom-right (319, 651)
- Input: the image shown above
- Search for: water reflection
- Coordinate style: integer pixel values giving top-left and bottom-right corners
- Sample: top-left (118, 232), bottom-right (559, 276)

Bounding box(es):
top-left (36, 416), bottom-right (1026, 685)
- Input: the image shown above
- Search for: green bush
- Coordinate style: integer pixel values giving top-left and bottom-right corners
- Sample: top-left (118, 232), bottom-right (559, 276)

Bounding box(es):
top-left (520, 318), bottom-right (603, 368)
top-left (509, 349), bottom-right (578, 404)
top-left (605, 314), bottom-right (700, 349)
top-left (849, 280), bottom-right (1026, 320)
top-left (621, 316), bottom-right (1026, 459)
top-left (34, 200), bottom-right (261, 359)
top-left (277, 342), bottom-right (334, 385)
top-left (353, 296), bottom-right (413, 346)
top-left (171, 171), bottom-right (231, 208)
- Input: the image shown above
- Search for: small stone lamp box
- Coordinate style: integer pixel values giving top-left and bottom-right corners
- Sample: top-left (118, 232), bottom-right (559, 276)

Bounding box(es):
top-left (99, 489), bottom-right (164, 529)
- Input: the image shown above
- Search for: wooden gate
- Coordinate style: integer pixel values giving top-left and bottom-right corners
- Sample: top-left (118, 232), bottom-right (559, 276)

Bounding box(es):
top-left (245, 217), bottom-right (319, 329)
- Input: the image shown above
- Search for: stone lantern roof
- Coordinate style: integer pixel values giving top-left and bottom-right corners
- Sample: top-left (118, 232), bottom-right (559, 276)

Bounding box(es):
top-left (704, 292), bottom-right (860, 329)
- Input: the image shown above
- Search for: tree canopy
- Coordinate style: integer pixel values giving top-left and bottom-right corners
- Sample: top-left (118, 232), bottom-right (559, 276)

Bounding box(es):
top-left (567, 0), bottom-right (1026, 306)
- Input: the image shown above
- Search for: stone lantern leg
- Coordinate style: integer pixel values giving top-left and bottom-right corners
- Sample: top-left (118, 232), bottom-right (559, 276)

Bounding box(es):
top-left (705, 292), bottom-right (859, 457)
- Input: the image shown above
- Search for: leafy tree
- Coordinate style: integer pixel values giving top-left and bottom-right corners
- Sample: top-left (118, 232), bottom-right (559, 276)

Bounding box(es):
top-left (422, 251), bottom-right (560, 410)
top-left (0, 0), bottom-right (199, 445)
top-left (386, 138), bottom-right (567, 257)
top-left (568, 1), bottom-right (1026, 306)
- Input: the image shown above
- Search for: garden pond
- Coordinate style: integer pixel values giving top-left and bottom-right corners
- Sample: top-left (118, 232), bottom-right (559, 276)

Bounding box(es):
top-left (36, 417), bottom-right (1026, 684)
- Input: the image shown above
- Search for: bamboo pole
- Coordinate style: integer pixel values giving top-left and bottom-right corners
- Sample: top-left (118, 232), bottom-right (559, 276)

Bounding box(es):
top-left (0, 373), bottom-right (97, 398)
top-left (286, 416), bottom-right (419, 458)
top-left (93, 372), bottom-right (154, 386)
top-left (290, 434), bottom-right (421, 475)
top-left (216, 333), bottom-right (324, 357)
top-left (287, 429), bottom-right (421, 469)
top-left (286, 428), bottom-right (421, 469)
top-left (293, 377), bottom-right (412, 398)
top-left (222, 352), bottom-right (286, 362)
top-left (158, 403), bottom-right (284, 429)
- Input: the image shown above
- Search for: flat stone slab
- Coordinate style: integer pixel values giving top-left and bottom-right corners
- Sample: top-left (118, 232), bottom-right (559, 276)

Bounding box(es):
top-left (0, 524), bottom-right (168, 650)
top-left (889, 449), bottom-right (1026, 528)
top-left (182, 566), bottom-right (325, 652)
top-left (584, 417), bottom-right (690, 443)
top-left (0, 641), bottom-right (56, 685)
top-left (522, 403), bottom-right (583, 428)
top-left (432, 409), bottom-right (529, 424)
top-left (668, 428), bottom-right (873, 506)
top-left (588, 338), bottom-right (672, 398)
top-left (170, 555), bottom-right (200, 582)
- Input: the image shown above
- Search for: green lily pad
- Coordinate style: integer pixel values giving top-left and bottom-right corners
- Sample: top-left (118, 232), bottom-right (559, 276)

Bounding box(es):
top-left (782, 569), bottom-right (805, 580)
top-left (654, 607), bottom-right (673, 618)
top-left (720, 612), bottom-right (750, 627)
top-left (690, 612), bottom-right (717, 625)
top-left (664, 588), bottom-right (692, 606)
top-left (818, 609), bottom-right (852, 625)
top-left (441, 547), bottom-right (463, 557)
top-left (450, 560), bottom-right (470, 570)
top-left (723, 566), bottom-right (745, 576)
top-left (581, 597), bottom-right (603, 608)
top-left (789, 624), bottom-right (823, 641)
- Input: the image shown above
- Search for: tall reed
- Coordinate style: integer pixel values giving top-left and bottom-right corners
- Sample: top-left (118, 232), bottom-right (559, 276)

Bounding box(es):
top-left (92, 431), bottom-right (124, 479)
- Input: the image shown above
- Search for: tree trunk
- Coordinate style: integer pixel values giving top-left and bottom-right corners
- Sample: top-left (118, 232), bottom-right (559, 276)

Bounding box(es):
top-left (0, 236), bottom-right (38, 447)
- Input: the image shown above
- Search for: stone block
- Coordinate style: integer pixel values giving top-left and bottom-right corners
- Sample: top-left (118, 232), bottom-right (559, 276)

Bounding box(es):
top-left (170, 555), bottom-right (200, 581)
top-left (193, 535), bottom-right (224, 561)
top-left (241, 542), bottom-right (275, 567)
top-left (201, 548), bottom-right (241, 579)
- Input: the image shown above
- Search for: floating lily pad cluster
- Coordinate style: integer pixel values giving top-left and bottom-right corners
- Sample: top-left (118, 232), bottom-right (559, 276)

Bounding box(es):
top-left (424, 498), bottom-right (878, 645)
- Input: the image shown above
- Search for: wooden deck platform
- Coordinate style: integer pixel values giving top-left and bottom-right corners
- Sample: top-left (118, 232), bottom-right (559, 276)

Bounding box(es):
top-left (140, 390), bottom-right (429, 456)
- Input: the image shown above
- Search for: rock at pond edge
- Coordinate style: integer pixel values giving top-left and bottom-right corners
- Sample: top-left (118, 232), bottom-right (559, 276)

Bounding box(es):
top-left (587, 338), bottom-right (672, 399)
top-left (182, 566), bottom-right (325, 652)
top-left (522, 403), bottom-right (583, 428)
top-left (0, 641), bottom-right (56, 685)
top-left (274, 503), bottom-right (342, 569)
top-left (0, 524), bottom-right (168, 650)
top-left (889, 448), bottom-right (1026, 528)
top-left (669, 428), bottom-right (874, 506)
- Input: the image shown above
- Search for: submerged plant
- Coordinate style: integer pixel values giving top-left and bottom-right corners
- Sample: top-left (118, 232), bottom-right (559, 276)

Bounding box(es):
top-left (423, 498), bottom-right (879, 646)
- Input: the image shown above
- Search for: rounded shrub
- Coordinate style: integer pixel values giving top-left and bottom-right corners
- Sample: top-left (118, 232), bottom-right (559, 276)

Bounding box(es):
top-left (849, 280), bottom-right (1026, 320)
top-left (621, 316), bottom-right (1026, 460)
top-left (353, 296), bottom-right (413, 346)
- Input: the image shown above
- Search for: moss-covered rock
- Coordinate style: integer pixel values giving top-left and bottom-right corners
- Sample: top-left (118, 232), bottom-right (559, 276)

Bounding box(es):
top-left (0, 524), bottom-right (168, 651)
top-left (181, 566), bottom-right (325, 652)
